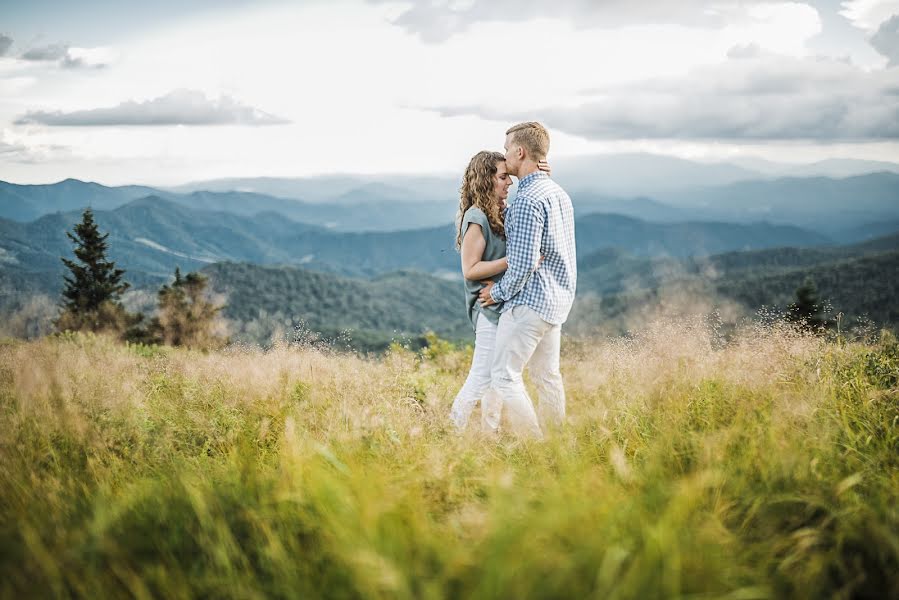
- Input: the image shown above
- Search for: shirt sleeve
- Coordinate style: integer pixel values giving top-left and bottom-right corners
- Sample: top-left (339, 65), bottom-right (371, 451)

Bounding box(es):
top-left (490, 198), bottom-right (544, 303)
top-left (461, 209), bottom-right (489, 240)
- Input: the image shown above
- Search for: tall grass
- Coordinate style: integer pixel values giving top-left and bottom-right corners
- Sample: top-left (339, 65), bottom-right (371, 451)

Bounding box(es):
top-left (0, 322), bottom-right (896, 599)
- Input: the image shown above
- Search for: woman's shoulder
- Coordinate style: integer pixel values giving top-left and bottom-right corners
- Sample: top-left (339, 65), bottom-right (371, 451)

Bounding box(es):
top-left (463, 205), bottom-right (487, 218)
top-left (462, 206), bottom-right (488, 225)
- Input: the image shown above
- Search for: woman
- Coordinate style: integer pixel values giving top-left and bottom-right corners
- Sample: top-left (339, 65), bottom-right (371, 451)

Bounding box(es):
top-left (448, 151), bottom-right (549, 431)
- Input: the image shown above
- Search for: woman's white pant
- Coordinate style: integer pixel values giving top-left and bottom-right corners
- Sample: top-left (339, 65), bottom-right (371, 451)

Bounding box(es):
top-left (449, 312), bottom-right (502, 432)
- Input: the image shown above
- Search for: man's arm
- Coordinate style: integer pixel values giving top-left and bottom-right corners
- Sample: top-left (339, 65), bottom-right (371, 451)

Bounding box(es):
top-left (486, 200), bottom-right (544, 304)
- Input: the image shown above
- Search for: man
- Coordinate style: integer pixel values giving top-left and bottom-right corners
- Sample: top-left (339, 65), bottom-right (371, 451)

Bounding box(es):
top-left (479, 121), bottom-right (577, 437)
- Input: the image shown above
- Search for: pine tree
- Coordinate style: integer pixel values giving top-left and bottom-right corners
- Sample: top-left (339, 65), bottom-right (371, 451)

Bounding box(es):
top-left (60, 208), bottom-right (129, 312)
top-left (786, 278), bottom-right (830, 332)
top-left (57, 208), bottom-right (135, 334)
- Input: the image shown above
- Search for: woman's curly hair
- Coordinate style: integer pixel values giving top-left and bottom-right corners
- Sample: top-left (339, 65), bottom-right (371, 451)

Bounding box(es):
top-left (455, 150), bottom-right (506, 250)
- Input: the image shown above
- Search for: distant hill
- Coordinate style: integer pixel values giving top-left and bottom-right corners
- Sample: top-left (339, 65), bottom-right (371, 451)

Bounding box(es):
top-left (728, 158), bottom-right (899, 178)
top-left (0, 179), bottom-right (457, 232)
top-left (0, 197), bottom-right (838, 296)
top-left (661, 172), bottom-right (899, 234)
top-left (5, 230), bottom-right (896, 347)
top-left (552, 153), bottom-right (762, 195)
top-left (203, 262), bottom-right (469, 350)
top-left (0, 179), bottom-right (158, 222)
top-left (571, 233), bottom-right (899, 335)
top-left (574, 213), bottom-right (830, 257)
top-left (577, 232), bottom-right (899, 295)
top-left (169, 174), bottom-right (457, 203)
top-left (5, 166), bottom-right (899, 238)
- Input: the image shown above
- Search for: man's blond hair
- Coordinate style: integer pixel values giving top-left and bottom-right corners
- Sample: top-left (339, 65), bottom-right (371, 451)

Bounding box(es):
top-left (506, 121), bottom-right (550, 161)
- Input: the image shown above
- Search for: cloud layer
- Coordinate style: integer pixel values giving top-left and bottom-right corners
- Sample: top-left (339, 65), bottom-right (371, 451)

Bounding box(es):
top-left (15, 89), bottom-right (291, 127)
top-left (372, 0), bottom-right (781, 42)
top-left (871, 14), bottom-right (899, 65)
top-left (16, 40), bottom-right (112, 69)
top-left (429, 55), bottom-right (899, 141)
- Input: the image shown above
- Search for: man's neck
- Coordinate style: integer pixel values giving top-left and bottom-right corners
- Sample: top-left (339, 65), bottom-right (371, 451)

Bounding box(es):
top-left (516, 160), bottom-right (540, 180)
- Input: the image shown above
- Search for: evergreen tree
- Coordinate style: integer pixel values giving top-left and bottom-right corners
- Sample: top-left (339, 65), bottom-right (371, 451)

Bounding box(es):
top-left (57, 208), bottom-right (136, 334)
top-left (61, 208), bottom-right (129, 311)
top-left (786, 278), bottom-right (830, 332)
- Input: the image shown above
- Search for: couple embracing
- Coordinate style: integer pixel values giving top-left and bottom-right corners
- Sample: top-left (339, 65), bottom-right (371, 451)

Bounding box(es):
top-left (449, 122), bottom-right (577, 438)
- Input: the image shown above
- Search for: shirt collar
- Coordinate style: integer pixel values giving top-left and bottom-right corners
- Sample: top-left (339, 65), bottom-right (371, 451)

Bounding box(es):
top-left (517, 170), bottom-right (548, 190)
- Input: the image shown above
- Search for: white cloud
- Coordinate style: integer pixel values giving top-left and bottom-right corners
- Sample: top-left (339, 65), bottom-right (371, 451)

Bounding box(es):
top-left (19, 42), bottom-right (113, 69)
top-left (62, 46), bottom-right (117, 69)
top-left (14, 89), bottom-right (291, 127)
top-left (0, 130), bottom-right (70, 164)
top-left (430, 55), bottom-right (899, 140)
top-left (840, 0), bottom-right (899, 31)
top-left (0, 138), bottom-right (27, 157)
top-left (370, 0), bottom-right (729, 43)
top-left (20, 44), bottom-right (68, 61)
top-left (871, 14), bottom-right (899, 63)
top-left (2, 0), bottom-right (898, 184)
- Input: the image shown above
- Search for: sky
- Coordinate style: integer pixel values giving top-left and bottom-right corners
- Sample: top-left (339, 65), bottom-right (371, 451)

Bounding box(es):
top-left (1, 0), bottom-right (898, 185)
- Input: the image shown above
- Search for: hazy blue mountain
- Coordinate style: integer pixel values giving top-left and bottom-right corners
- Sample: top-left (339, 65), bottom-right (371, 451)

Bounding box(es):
top-left (570, 233), bottom-right (899, 336)
top-left (168, 175), bottom-right (374, 202)
top-left (176, 155), bottom-right (763, 199)
top-left (0, 197), bottom-right (461, 282)
top-left (574, 212), bottom-right (831, 257)
top-left (728, 157), bottom-right (899, 178)
top-left (5, 168), bottom-right (899, 238)
top-left (0, 178), bottom-right (158, 222)
top-left (660, 172), bottom-right (899, 234)
top-left (576, 231), bottom-right (899, 297)
top-left (5, 220), bottom-right (897, 346)
top-left (171, 155), bottom-right (899, 202)
top-left (830, 219), bottom-right (899, 244)
top-left (569, 193), bottom-right (692, 223)
top-left (551, 153), bottom-right (763, 195)
top-left (0, 178), bottom-right (458, 231)
top-left (165, 189), bottom-right (452, 231)
top-left (169, 174), bottom-right (457, 204)
top-left (2, 197), bottom-right (839, 291)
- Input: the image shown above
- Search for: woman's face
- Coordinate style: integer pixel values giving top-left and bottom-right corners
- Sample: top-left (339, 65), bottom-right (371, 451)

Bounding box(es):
top-left (492, 160), bottom-right (512, 206)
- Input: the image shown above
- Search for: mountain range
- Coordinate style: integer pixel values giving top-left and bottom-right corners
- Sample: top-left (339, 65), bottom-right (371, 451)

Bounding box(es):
top-left (3, 154), bottom-right (899, 347)
top-left (3, 152), bottom-right (899, 237)
top-left (214, 233), bottom-right (899, 348)
top-left (0, 195), bottom-right (835, 290)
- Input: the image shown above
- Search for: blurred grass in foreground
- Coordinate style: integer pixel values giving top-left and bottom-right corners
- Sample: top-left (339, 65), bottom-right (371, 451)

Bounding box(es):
top-left (0, 321), bottom-right (897, 599)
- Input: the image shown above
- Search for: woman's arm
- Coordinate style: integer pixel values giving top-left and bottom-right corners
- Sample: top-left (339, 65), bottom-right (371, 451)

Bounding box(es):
top-left (461, 224), bottom-right (508, 280)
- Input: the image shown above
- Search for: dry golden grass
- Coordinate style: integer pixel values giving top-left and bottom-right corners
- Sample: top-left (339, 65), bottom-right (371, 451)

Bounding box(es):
top-left (0, 322), bottom-right (896, 599)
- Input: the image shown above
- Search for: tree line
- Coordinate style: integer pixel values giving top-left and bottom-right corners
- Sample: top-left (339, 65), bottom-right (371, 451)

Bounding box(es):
top-left (52, 207), bottom-right (842, 349)
top-left (56, 208), bottom-right (226, 349)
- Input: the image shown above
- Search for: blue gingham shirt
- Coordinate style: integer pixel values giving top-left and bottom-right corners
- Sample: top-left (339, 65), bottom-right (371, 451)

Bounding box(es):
top-left (489, 171), bottom-right (577, 325)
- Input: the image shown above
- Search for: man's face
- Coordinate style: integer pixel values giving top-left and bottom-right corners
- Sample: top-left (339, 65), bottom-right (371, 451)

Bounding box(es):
top-left (493, 161), bottom-right (512, 206)
top-left (503, 133), bottom-right (522, 177)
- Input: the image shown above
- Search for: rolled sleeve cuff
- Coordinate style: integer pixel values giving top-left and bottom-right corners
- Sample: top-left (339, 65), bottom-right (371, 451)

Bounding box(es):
top-left (489, 284), bottom-right (503, 304)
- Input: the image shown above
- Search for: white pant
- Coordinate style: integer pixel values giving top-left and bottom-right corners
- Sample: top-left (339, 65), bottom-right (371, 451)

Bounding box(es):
top-left (449, 312), bottom-right (502, 431)
top-left (490, 305), bottom-right (565, 438)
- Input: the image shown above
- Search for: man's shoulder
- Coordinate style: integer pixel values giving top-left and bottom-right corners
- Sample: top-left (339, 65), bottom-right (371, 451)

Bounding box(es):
top-left (543, 178), bottom-right (569, 198)
top-left (519, 178), bottom-right (569, 207)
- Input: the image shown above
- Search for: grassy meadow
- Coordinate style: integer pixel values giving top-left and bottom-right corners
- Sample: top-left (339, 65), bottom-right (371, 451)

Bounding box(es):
top-left (0, 321), bottom-right (897, 599)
